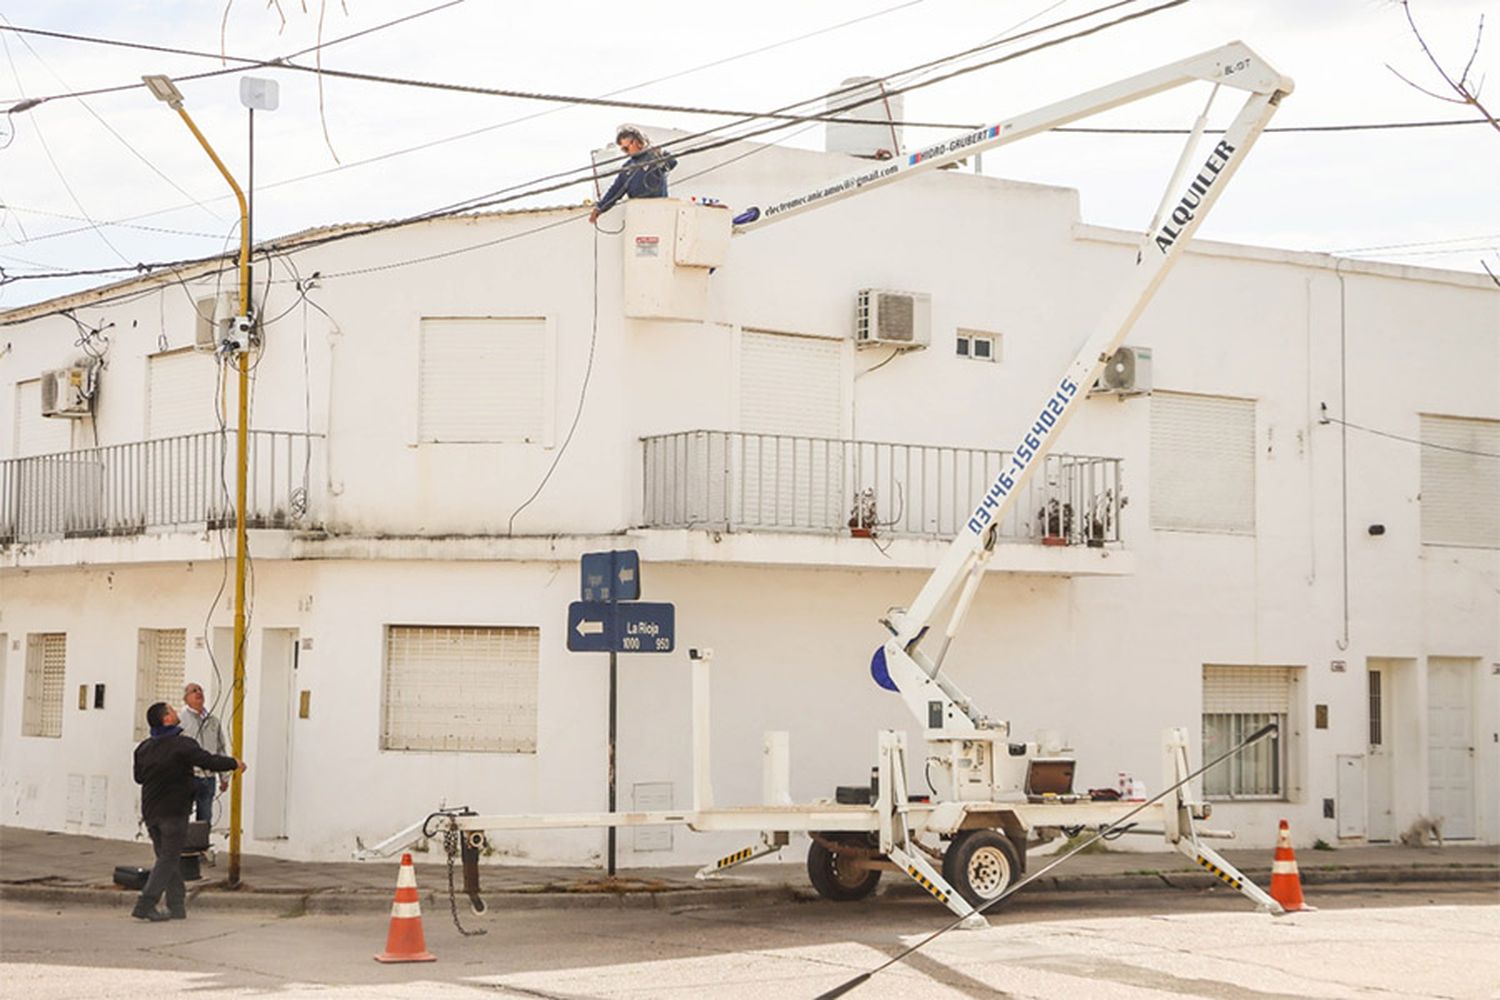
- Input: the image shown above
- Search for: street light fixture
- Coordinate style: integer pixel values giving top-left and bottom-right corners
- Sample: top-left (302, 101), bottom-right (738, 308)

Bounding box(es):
top-left (144, 72), bottom-right (253, 888)
top-left (141, 74), bottom-right (184, 109)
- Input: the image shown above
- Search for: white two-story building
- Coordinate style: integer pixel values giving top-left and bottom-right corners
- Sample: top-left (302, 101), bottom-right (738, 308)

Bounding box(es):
top-left (1, 127), bottom-right (1496, 865)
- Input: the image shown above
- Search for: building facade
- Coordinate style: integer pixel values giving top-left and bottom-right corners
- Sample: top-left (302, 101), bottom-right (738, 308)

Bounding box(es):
top-left (2, 136), bottom-right (1496, 864)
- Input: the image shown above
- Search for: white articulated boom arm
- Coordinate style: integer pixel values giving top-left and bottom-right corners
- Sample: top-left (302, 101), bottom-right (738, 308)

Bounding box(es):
top-left (731, 42), bottom-right (1293, 735)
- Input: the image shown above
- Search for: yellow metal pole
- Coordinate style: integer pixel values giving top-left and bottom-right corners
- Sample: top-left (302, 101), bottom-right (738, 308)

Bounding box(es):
top-left (174, 105), bottom-right (251, 888)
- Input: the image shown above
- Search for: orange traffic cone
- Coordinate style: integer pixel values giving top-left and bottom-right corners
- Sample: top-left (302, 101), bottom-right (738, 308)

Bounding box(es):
top-left (1268, 819), bottom-right (1314, 912)
top-left (374, 853), bottom-right (436, 963)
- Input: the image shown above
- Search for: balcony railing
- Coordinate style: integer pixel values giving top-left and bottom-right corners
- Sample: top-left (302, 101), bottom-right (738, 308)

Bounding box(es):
top-left (642, 430), bottom-right (1122, 545)
top-left (0, 431), bottom-right (323, 544)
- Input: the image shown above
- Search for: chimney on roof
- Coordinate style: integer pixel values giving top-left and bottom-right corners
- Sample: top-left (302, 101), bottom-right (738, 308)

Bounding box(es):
top-left (825, 77), bottom-right (903, 160)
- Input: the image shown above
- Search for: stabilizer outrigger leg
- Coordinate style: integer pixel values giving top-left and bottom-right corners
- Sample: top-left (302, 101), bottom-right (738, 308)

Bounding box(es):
top-left (877, 730), bottom-right (986, 928)
top-left (696, 831), bottom-right (788, 879)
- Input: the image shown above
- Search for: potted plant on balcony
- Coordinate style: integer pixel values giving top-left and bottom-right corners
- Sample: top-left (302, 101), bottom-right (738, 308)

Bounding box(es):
top-left (1037, 499), bottom-right (1073, 546)
top-left (848, 488), bottom-right (878, 539)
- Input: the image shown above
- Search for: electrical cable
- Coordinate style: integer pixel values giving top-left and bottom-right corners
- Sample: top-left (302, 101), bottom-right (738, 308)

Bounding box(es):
top-left (0, 0), bottom-right (1223, 320)
top-left (1320, 413), bottom-right (1500, 458)
top-left (0, 13), bottom-right (226, 222)
top-left (4, 0), bottom-right (1197, 295)
top-left (504, 222), bottom-right (602, 535)
top-left (0, 0), bottom-right (935, 243)
top-left (0, 28), bottom-right (132, 267)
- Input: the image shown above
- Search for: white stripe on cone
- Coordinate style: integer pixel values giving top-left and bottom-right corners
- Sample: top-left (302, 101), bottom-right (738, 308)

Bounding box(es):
top-left (1272, 860), bottom-right (1300, 875)
top-left (396, 865), bottom-right (418, 889)
top-left (390, 901), bottom-right (423, 919)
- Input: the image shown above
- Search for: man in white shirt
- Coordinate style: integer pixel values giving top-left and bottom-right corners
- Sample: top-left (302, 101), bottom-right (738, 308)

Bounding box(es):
top-left (178, 683), bottom-right (229, 825)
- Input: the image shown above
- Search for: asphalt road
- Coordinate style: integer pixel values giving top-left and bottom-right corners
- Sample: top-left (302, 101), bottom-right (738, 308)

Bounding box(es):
top-left (3, 883), bottom-right (1496, 999)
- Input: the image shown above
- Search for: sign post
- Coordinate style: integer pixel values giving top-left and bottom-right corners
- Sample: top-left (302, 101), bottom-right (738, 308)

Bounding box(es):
top-left (566, 550), bottom-right (675, 876)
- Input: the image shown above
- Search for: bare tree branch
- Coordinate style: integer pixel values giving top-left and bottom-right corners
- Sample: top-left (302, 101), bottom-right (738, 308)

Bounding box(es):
top-left (1460, 15), bottom-right (1485, 88)
top-left (1395, 1), bottom-right (1500, 135)
top-left (1387, 63), bottom-right (1468, 104)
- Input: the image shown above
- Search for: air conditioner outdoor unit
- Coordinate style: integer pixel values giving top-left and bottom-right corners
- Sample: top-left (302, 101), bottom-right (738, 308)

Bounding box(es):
top-left (194, 293), bottom-right (237, 352)
top-left (40, 367), bottom-right (91, 418)
top-left (856, 289), bottom-right (931, 349)
top-left (1092, 346), bottom-right (1153, 396)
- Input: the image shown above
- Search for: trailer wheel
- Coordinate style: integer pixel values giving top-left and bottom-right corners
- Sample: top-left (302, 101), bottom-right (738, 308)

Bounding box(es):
top-left (943, 830), bottom-right (1019, 908)
top-left (806, 840), bottom-right (881, 902)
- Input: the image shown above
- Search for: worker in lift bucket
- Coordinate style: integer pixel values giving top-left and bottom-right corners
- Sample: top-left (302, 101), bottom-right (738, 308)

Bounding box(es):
top-left (590, 126), bottom-right (678, 223)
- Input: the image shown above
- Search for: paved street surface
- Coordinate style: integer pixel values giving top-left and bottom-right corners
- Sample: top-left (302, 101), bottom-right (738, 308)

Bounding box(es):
top-left (4, 884), bottom-right (1496, 999)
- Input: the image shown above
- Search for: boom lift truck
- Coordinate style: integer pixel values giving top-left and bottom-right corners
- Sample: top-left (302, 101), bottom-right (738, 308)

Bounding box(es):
top-left (360, 41), bottom-right (1295, 925)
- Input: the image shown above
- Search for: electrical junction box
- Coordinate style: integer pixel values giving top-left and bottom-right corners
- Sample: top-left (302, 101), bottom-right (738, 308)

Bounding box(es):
top-left (622, 199), bottom-right (731, 321)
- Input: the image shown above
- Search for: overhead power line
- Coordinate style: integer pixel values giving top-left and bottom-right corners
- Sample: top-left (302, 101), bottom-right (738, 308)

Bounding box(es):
top-left (4, 0), bottom-right (1201, 290)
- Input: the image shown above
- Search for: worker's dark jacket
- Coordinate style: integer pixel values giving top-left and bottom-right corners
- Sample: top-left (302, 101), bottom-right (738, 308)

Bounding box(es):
top-left (597, 148), bottom-right (678, 214)
top-left (134, 729), bottom-right (238, 822)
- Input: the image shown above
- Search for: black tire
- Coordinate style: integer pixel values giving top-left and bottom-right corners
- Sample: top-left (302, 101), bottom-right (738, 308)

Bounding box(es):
top-left (806, 840), bottom-right (882, 902)
top-left (942, 830), bottom-right (1020, 909)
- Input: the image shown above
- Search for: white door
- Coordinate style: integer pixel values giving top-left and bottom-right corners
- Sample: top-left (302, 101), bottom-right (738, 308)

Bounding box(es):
top-left (1336, 755), bottom-right (1366, 839)
top-left (1366, 662), bottom-right (1395, 842)
top-left (253, 629), bottom-right (297, 840)
top-left (1427, 658), bottom-right (1475, 839)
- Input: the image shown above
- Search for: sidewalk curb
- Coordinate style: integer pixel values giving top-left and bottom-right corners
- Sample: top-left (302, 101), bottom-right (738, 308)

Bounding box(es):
top-left (4, 865), bottom-right (1493, 914)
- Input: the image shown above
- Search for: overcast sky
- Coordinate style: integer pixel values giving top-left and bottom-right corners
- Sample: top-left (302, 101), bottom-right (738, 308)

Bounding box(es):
top-left (1, 0), bottom-right (1496, 310)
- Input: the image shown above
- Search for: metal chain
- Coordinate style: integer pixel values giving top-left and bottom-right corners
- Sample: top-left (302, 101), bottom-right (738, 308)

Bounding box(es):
top-left (443, 825), bottom-right (486, 937)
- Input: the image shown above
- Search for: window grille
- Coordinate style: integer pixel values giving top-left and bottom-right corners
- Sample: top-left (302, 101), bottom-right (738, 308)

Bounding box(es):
top-left (23, 633), bottom-right (66, 738)
top-left (1202, 664), bottom-right (1294, 799)
top-left (135, 629), bottom-right (187, 740)
top-left (381, 625), bottom-right (539, 753)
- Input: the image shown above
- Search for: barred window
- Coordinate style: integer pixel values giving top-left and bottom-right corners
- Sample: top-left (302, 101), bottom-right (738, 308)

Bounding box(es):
top-left (135, 629), bottom-right (187, 740)
top-left (23, 633), bottom-right (66, 738)
top-left (1202, 664), bottom-right (1295, 799)
top-left (381, 625), bottom-right (539, 753)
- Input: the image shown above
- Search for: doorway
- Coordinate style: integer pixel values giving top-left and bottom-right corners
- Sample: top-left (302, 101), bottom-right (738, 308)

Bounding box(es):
top-left (1427, 657), bottom-right (1476, 840)
top-left (254, 629), bottom-right (297, 840)
top-left (1366, 659), bottom-right (1401, 842)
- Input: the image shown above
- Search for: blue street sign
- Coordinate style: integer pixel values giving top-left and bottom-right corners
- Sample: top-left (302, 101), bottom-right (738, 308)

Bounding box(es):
top-left (614, 602), bottom-right (675, 654)
top-left (566, 600), bottom-right (675, 654)
top-left (581, 550), bottom-right (641, 602)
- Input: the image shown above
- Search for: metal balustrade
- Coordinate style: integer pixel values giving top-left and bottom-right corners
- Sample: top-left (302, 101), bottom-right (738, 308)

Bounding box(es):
top-left (0, 431), bottom-right (323, 543)
top-left (642, 430), bottom-right (1122, 545)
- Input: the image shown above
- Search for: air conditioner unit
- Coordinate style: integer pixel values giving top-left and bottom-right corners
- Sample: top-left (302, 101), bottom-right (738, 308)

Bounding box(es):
top-left (856, 289), bottom-right (931, 349)
top-left (1092, 346), bottom-right (1153, 396)
top-left (194, 293), bottom-right (236, 352)
top-left (40, 367), bottom-right (91, 418)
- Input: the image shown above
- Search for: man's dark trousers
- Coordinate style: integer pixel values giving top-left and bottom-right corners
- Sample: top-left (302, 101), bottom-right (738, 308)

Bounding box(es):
top-left (192, 776), bottom-right (215, 823)
top-left (138, 813), bottom-right (188, 915)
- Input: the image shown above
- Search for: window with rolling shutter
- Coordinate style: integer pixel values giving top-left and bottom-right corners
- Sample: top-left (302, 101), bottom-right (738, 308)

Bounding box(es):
top-left (381, 625), bottom-right (539, 753)
top-left (738, 330), bottom-right (845, 529)
top-left (1420, 414), bottom-right (1500, 548)
top-left (418, 318), bottom-right (552, 444)
top-left (147, 349), bottom-right (224, 439)
top-left (1150, 392), bottom-right (1256, 534)
top-left (1202, 664), bottom-right (1296, 799)
top-left (13, 380), bottom-right (74, 457)
top-left (23, 633), bottom-right (66, 738)
top-left (135, 629), bottom-right (187, 740)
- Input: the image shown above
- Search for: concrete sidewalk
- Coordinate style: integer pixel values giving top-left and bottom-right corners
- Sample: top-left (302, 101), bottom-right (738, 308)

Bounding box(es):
top-left (2, 825), bottom-right (1494, 916)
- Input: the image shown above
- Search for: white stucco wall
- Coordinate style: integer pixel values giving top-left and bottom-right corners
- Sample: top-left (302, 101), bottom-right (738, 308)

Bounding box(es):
top-left (1, 135), bottom-right (1495, 863)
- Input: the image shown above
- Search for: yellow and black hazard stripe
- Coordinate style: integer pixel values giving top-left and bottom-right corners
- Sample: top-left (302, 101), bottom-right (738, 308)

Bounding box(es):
top-left (906, 866), bottom-right (950, 904)
top-left (715, 846), bottom-right (756, 870)
top-left (1195, 855), bottom-right (1244, 890)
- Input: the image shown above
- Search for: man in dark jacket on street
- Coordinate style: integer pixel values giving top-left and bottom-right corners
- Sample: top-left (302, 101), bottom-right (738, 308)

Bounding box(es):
top-left (132, 701), bottom-right (244, 921)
